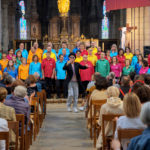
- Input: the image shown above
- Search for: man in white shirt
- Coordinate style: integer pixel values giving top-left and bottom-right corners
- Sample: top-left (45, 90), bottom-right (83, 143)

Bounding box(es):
top-left (0, 118), bottom-right (9, 150)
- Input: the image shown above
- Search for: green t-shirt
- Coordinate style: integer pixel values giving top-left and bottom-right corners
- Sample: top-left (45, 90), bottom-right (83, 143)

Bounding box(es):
top-left (122, 66), bottom-right (135, 76)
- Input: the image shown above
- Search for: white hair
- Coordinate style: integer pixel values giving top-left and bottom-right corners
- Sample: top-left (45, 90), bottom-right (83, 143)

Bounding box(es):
top-left (14, 86), bottom-right (27, 98)
top-left (140, 102), bottom-right (150, 126)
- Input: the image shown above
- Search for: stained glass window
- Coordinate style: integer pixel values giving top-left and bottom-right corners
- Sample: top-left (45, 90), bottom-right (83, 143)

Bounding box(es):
top-left (102, 0), bottom-right (109, 39)
top-left (19, 0), bottom-right (27, 39)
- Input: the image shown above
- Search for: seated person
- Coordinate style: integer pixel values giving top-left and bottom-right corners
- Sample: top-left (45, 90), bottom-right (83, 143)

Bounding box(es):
top-left (4, 75), bottom-right (13, 95)
top-left (96, 86), bottom-right (124, 149)
top-left (4, 85), bottom-right (30, 124)
top-left (115, 93), bottom-right (146, 150)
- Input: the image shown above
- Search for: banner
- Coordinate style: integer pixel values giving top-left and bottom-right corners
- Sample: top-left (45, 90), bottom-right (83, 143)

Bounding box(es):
top-left (106, 0), bottom-right (150, 11)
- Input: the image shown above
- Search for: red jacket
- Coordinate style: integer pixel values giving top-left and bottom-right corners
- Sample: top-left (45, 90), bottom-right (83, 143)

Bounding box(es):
top-left (80, 60), bottom-right (94, 81)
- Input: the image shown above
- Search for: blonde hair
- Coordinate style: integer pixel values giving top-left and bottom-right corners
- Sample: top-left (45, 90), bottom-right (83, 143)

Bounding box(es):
top-left (123, 93), bottom-right (141, 118)
top-left (107, 86), bottom-right (120, 97)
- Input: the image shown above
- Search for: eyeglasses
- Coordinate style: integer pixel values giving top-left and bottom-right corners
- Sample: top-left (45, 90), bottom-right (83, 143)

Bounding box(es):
top-left (70, 57), bottom-right (75, 59)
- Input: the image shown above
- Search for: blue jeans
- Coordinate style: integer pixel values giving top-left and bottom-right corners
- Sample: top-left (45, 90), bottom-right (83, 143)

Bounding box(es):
top-left (67, 81), bottom-right (79, 108)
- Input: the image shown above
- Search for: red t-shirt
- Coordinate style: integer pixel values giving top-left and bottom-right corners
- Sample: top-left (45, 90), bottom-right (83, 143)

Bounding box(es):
top-left (80, 60), bottom-right (94, 81)
top-left (95, 52), bottom-right (101, 60)
top-left (105, 56), bottom-right (112, 64)
top-left (80, 49), bottom-right (88, 56)
top-left (41, 58), bottom-right (56, 78)
top-left (148, 54), bottom-right (150, 66)
top-left (117, 55), bottom-right (126, 69)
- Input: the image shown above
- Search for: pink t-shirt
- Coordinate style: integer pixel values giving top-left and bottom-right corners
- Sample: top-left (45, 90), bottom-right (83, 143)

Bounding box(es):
top-left (6, 54), bottom-right (16, 60)
top-left (110, 63), bottom-right (122, 78)
top-left (139, 67), bottom-right (149, 75)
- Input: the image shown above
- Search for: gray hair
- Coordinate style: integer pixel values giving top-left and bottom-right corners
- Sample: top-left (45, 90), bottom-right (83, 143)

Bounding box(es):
top-left (140, 102), bottom-right (150, 126)
top-left (14, 86), bottom-right (27, 98)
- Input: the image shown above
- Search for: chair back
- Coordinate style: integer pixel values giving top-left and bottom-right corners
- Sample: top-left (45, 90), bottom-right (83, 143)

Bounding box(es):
top-left (118, 129), bottom-right (143, 145)
top-left (37, 91), bottom-right (44, 114)
top-left (16, 114), bottom-right (25, 150)
top-left (8, 121), bottom-right (19, 150)
top-left (0, 131), bottom-right (9, 150)
top-left (102, 114), bottom-right (123, 150)
top-left (42, 90), bottom-right (47, 116)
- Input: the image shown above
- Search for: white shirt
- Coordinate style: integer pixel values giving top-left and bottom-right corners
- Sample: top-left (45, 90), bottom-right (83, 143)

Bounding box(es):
top-left (115, 116), bottom-right (146, 150)
top-left (0, 118), bottom-right (9, 150)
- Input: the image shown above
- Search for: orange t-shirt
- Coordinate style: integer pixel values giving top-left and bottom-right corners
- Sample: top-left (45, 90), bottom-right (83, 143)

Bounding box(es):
top-left (0, 59), bottom-right (8, 71)
top-left (27, 48), bottom-right (43, 64)
top-left (18, 64), bottom-right (29, 80)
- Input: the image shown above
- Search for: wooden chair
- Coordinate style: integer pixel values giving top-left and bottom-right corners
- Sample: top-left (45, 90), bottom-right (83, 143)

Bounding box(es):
top-left (93, 103), bottom-right (104, 147)
top-left (85, 92), bottom-right (92, 118)
top-left (118, 129), bottom-right (143, 147)
top-left (102, 114), bottom-right (123, 150)
top-left (30, 97), bottom-right (39, 141)
top-left (0, 131), bottom-right (9, 150)
top-left (42, 90), bottom-right (47, 118)
top-left (16, 114), bottom-right (24, 150)
top-left (89, 99), bottom-right (107, 139)
top-left (8, 121), bottom-right (19, 150)
top-left (37, 91), bottom-right (44, 127)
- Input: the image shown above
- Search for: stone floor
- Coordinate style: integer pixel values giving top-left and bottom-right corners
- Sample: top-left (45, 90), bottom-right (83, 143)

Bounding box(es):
top-left (30, 104), bottom-right (95, 150)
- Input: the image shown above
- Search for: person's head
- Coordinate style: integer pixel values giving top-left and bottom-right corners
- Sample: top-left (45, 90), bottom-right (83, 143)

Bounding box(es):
top-left (123, 93), bottom-right (141, 118)
top-left (118, 48), bottom-right (124, 56)
top-left (16, 50), bottom-right (22, 58)
top-left (28, 75), bottom-right (37, 84)
top-left (8, 49), bottom-right (14, 55)
top-left (83, 54), bottom-right (88, 62)
top-left (0, 87), bottom-right (7, 103)
top-left (69, 53), bottom-right (76, 63)
top-left (107, 86), bottom-right (120, 98)
top-left (76, 40), bottom-right (80, 47)
top-left (2, 53), bottom-right (7, 59)
top-left (97, 46), bottom-right (102, 52)
top-left (125, 59), bottom-right (131, 67)
top-left (142, 60), bottom-right (148, 68)
top-left (7, 60), bottom-right (14, 68)
top-left (32, 55), bottom-right (39, 63)
top-left (62, 42), bottom-right (67, 49)
top-left (4, 75), bottom-right (13, 86)
top-left (121, 76), bottom-right (130, 86)
top-left (21, 57), bottom-right (26, 65)
top-left (138, 54), bottom-right (143, 62)
top-left (76, 50), bottom-right (81, 57)
top-left (112, 56), bottom-right (118, 64)
top-left (100, 52), bottom-right (105, 60)
top-left (144, 74), bottom-right (150, 85)
top-left (14, 85), bottom-right (27, 98)
top-left (79, 42), bottom-right (85, 50)
top-left (19, 43), bottom-right (24, 50)
top-left (12, 56), bottom-right (16, 63)
top-left (59, 54), bottom-right (64, 62)
top-left (95, 76), bottom-right (108, 90)
top-left (31, 46), bottom-right (36, 53)
top-left (107, 72), bottom-right (115, 80)
top-left (46, 52), bottom-right (51, 59)
top-left (47, 46), bottom-right (52, 52)
top-left (106, 50), bottom-right (110, 56)
top-left (88, 48), bottom-right (93, 55)
top-left (33, 42), bottom-right (38, 49)
top-left (47, 42), bottom-right (53, 48)
top-left (91, 41), bottom-right (95, 48)
top-left (111, 44), bottom-right (117, 52)
top-left (129, 71), bottom-right (136, 81)
top-left (91, 72), bottom-right (101, 81)
top-left (11, 79), bottom-right (26, 93)
top-left (140, 102), bottom-right (150, 127)
top-left (134, 85), bottom-right (150, 104)
top-left (134, 49), bottom-right (140, 56)
top-left (62, 48), bottom-right (66, 56)
top-left (125, 47), bottom-right (131, 53)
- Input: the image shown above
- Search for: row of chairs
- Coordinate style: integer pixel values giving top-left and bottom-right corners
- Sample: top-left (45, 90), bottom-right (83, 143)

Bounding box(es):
top-left (85, 93), bottom-right (144, 150)
top-left (0, 89), bottom-right (47, 150)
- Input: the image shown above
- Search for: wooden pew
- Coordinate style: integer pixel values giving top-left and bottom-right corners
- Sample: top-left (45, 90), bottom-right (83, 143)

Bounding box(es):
top-left (0, 131), bottom-right (9, 150)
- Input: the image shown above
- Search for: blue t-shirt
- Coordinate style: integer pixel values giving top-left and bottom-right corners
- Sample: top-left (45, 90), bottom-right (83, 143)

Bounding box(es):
top-left (15, 49), bottom-right (28, 60)
top-left (4, 67), bottom-right (18, 78)
top-left (131, 55), bottom-right (138, 69)
top-left (58, 48), bottom-right (70, 56)
top-left (110, 51), bottom-right (118, 57)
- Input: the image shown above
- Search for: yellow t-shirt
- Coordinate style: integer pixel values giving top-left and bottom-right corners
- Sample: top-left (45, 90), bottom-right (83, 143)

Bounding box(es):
top-left (42, 52), bottom-right (56, 61)
top-left (88, 55), bottom-right (97, 66)
top-left (0, 59), bottom-right (8, 71)
top-left (75, 56), bottom-right (83, 63)
top-left (92, 47), bottom-right (98, 55)
top-left (18, 64), bottom-right (29, 80)
top-left (124, 53), bottom-right (133, 61)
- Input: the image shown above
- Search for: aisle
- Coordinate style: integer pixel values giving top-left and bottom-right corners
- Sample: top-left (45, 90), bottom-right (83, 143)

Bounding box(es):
top-left (30, 103), bottom-right (95, 150)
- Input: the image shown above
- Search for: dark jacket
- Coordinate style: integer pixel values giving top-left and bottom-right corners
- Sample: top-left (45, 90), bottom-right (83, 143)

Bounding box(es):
top-left (127, 127), bottom-right (150, 150)
top-left (4, 95), bottom-right (30, 124)
top-left (63, 62), bottom-right (87, 85)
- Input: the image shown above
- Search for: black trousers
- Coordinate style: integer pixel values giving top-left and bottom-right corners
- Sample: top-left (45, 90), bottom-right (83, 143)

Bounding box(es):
top-left (81, 81), bottom-right (89, 97)
top-left (56, 79), bottom-right (67, 98)
top-left (45, 77), bottom-right (52, 98)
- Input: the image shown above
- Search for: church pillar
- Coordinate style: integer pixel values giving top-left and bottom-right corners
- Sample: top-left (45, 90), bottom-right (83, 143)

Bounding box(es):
top-left (2, 1), bottom-right (9, 51)
top-left (0, 0), bottom-right (2, 50)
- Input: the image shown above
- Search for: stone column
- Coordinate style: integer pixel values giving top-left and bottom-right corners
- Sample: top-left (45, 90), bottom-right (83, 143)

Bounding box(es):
top-left (0, 0), bottom-right (2, 50)
top-left (2, 2), bottom-right (9, 51)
